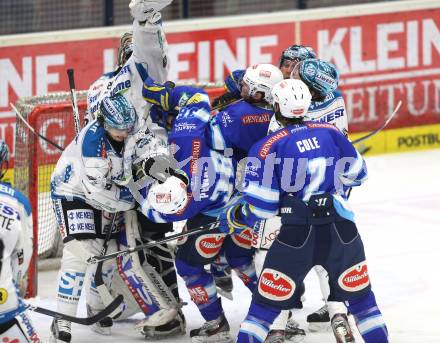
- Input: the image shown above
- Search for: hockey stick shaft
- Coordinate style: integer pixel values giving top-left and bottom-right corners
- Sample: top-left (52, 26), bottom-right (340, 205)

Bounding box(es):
top-left (352, 100), bottom-right (402, 145)
top-left (28, 294), bottom-right (123, 325)
top-left (11, 103), bottom-right (65, 152)
top-left (88, 220), bottom-right (220, 264)
top-left (67, 68), bottom-right (81, 135)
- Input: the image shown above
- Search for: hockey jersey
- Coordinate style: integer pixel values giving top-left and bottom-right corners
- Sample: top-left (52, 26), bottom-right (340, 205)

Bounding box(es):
top-left (0, 182), bottom-right (33, 324)
top-left (50, 120), bottom-right (134, 213)
top-left (140, 87), bottom-right (236, 222)
top-left (241, 122), bottom-right (367, 227)
top-left (208, 100), bottom-right (274, 161)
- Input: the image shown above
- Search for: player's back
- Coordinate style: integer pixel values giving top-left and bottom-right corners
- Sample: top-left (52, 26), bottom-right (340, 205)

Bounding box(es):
top-left (262, 122), bottom-right (364, 201)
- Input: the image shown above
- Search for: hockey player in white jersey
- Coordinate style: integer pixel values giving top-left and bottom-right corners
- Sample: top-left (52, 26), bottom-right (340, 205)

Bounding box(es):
top-left (50, 94), bottom-right (136, 343)
top-left (0, 140), bottom-right (40, 342)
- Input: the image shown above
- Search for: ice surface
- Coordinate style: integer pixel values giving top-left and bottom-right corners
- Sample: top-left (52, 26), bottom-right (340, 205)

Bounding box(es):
top-left (30, 150), bottom-right (440, 342)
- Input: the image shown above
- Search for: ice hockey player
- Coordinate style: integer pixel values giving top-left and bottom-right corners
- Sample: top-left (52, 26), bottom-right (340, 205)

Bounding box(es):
top-left (0, 139), bottom-right (40, 342)
top-left (219, 79), bottom-right (389, 343)
top-left (85, 1), bottom-right (186, 338)
top-left (140, 80), bottom-right (258, 342)
top-left (266, 58), bottom-right (351, 339)
top-left (49, 94), bottom-right (136, 342)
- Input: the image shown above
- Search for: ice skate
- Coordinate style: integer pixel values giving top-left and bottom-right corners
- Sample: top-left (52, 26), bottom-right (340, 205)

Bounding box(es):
top-left (306, 304), bottom-right (330, 332)
top-left (50, 319), bottom-right (71, 343)
top-left (285, 318), bottom-right (306, 342)
top-left (331, 314), bottom-right (355, 343)
top-left (213, 267), bottom-right (234, 300)
top-left (265, 329), bottom-right (285, 343)
top-left (140, 310), bottom-right (186, 340)
top-left (190, 313), bottom-right (233, 343)
top-left (86, 304), bottom-right (112, 335)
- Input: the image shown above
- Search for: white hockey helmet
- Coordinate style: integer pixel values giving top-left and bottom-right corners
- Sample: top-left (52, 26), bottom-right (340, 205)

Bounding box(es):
top-left (271, 79), bottom-right (312, 118)
top-left (147, 176), bottom-right (188, 214)
top-left (242, 64), bottom-right (284, 103)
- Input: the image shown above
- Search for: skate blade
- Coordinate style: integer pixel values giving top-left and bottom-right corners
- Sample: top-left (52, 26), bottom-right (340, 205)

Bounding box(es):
top-left (191, 331), bottom-right (233, 343)
top-left (136, 308), bottom-right (179, 328)
top-left (308, 322), bottom-right (331, 332)
top-left (216, 287), bottom-right (233, 300)
top-left (90, 325), bottom-right (111, 336)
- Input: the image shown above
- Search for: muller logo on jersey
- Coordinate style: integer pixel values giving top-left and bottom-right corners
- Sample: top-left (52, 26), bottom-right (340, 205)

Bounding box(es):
top-left (338, 261), bottom-right (370, 292)
top-left (258, 268), bottom-right (295, 301)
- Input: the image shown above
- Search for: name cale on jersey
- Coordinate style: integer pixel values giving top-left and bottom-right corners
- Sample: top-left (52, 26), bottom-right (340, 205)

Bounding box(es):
top-left (296, 137), bottom-right (320, 152)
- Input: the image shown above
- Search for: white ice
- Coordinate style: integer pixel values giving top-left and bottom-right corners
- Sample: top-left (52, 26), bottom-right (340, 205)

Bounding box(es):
top-left (30, 149), bottom-right (440, 342)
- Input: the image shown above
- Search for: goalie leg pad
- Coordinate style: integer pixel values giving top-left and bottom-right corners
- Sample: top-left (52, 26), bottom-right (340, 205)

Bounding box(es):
top-left (0, 312), bottom-right (41, 343)
top-left (175, 258), bottom-right (222, 321)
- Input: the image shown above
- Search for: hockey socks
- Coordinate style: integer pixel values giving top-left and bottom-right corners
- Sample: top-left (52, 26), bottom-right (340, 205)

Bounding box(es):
top-left (346, 290), bottom-right (389, 343)
top-left (237, 302), bottom-right (281, 343)
top-left (175, 259), bottom-right (222, 321)
top-left (229, 257), bottom-right (257, 292)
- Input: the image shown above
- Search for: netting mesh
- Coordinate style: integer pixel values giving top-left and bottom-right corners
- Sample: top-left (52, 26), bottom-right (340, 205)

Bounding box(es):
top-left (14, 91), bottom-right (87, 258)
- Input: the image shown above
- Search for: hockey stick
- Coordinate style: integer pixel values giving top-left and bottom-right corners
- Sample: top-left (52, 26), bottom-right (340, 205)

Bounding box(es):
top-left (67, 68), bottom-right (81, 135)
top-left (352, 100), bottom-right (401, 145)
top-left (93, 212), bottom-right (124, 319)
top-left (28, 294), bottom-right (123, 325)
top-left (11, 103), bottom-right (65, 152)
top-left (88, 220), bottom-right (220, 264)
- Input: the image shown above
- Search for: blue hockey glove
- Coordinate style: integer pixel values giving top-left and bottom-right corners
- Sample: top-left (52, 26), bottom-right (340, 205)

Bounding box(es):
top-left (224, 69), bottom-right (245, 97)
top-left (218, 204), bottom-right (248, 235)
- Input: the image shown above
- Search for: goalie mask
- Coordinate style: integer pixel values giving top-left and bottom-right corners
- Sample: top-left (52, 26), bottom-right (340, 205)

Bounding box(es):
top-left (0, 139), bottom-right (9, 180)
top-left (99, 94), bottom-right (136, 132)
top-left (118, 31), bottom-right (133, 67)
top-left (241, 64), bottom-right (284, 104)
top-left (147, 175), bottom-right (188, 214)
top-left (296, 59), bottom-right (339, 99)
top-left (271, 79), bottom-right (312, 118)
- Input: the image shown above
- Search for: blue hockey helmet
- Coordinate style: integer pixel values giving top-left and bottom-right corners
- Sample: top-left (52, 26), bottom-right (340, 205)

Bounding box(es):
top-left (99, 94), bottom-right (136, 131)
top-left (298, 59), bottom-right (339, 98)
top-left (0, 139), bottom-right (9, 180)
top-left (279, 45), bottom-right (316, 68)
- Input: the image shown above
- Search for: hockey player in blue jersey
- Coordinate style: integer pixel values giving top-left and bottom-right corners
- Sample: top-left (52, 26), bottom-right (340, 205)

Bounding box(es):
top-left (0, 140), bottom-right (41, 342)
top-left (220, 79), bottom-right (388, 343)
top-left (139, 80), bottom-right (260, 342)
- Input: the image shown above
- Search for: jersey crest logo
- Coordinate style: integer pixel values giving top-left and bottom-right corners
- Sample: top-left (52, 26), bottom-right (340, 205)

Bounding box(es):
top-left (258, 268), bottom-right (295, 301)
top-left (338, 261), bottom-right (370, 292)
top-left (195, 234), bottom-right (226, 258)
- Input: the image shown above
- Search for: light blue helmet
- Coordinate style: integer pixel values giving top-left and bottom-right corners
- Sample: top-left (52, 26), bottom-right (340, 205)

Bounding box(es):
top-left (279, 45), bottom-right (317, 67)
top-left (298, 59), bottom-right (339, 98)
top-left (0, 139), bottom-right (9, 179)
top-left (99, 94), bottom-right (136, 131)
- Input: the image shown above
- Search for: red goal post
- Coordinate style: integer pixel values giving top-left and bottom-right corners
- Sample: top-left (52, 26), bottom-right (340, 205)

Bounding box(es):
top-left (13, 84), bottom-right (225, 298)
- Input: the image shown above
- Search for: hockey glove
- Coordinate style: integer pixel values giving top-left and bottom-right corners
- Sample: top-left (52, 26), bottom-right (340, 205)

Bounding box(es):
top-left (212, 91), bottom-right (239, 110)
top-left (129, 0), bottom-right (173, 23)
top-left (224, 69), bottom-right (245, 97)
top-left (218, 204), bottom-right (248, 235)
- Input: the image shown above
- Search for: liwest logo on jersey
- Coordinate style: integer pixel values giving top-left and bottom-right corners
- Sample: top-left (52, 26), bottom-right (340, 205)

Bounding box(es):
top-left (314, 108), bottom-right (345, 124)
top-left (258, 268), bottom-right (295, 301)
top-left (66, 209), bottom-right (95, 234)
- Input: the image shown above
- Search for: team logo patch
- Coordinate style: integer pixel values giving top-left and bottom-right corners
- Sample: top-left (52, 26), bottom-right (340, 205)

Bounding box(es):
top-left (231, 228), bottom-right (252, 249)
top-left (338, 261), bottom-right (370, 292)
top-left (188, 285), bottom-right (209, 304)
top-left (0, 288), bottom-right (8, 304)
top-left (156, 193), bottom-right (171, 203)
top-left (195, 234), bottom-right (225, 258)
top-left (258, 268), bottom-right (295, 301)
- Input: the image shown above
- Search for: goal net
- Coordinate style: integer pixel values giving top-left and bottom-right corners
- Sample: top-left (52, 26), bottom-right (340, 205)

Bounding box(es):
top-left (13, 85), bottom-right (224, 297)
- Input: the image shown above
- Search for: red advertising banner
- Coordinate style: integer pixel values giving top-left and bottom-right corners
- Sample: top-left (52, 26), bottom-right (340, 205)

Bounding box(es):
top-left (1, 4), bottom-right (440, 164)
top-left (301, 8), bottom-right (440, 132)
